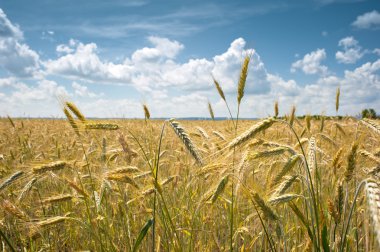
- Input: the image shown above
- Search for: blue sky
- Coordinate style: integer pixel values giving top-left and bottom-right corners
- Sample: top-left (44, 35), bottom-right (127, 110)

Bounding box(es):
top-left (0, 0), bottom-right (379, 118)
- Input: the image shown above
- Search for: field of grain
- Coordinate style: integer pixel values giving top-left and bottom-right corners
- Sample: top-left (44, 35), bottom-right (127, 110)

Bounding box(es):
top-left (0, 112), bottom-right (379, 251)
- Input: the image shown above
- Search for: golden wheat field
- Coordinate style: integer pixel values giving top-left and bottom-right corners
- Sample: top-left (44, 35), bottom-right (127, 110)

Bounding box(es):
top-left (0, 111), bottom-right (379, 251)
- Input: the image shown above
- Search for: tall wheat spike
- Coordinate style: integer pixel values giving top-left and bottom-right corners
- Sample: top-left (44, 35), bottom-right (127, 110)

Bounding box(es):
top-left (228, 117), bottom-right (275, 149)
top-left (211, 175), bottom-right (229, 203)
top-left (212, 76), bottom-right (226, 101)
top-left (332, 148), bottom-right (343, 174)
top-left (143, 104), bottom-right (150, 120)
top-left (344, 142), bottom-right (359, 182)
top-left (63, 108), bottom-right (79, 136)
top-left (289, 106), bottom-right (296, 127)
top-left (208, 101), bottom-right (215, 120)
top-left (336, 87), bottom-right (340, 113)
top-left (320, 115), bottom-right (325, 132)
top-left (7, 115), bottom-right (15, 128)
top-left (365, 180), bottom-right (380, 246)
top-left (272, 155), bottom-right (301, 186)
top-left (66, 101), bottom-right (86, 122)
top-left (237, 55), bottom-right (250, 105)
top-left (305, 115), bottom-right (311, 132)
top-left (251, 192), bottom-right (278, 221)
top-left (169, 119), bottom-right (203, 165)
top-left (274, 101), bottom-right (279, 118)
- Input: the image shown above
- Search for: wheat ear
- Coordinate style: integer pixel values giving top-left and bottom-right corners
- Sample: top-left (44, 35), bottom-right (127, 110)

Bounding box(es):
top-left (365, 180), bottom-right (380, 246)
top-left (228, 117), bottom-right (275, 149)
top-left (237, 55), bottom-right (250, 105)
top-left (65, 101), bottom-right (86, 122)
top-left (0, 171), bottom-right (24, 191)
top-left (169, 119), bottom-right (203, 165)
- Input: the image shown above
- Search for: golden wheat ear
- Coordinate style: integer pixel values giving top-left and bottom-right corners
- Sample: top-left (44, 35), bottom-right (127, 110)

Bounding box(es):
top-left (365, 180), bottom-right (380, 246)
top-left (227, 117), bottom-right (275, 149)
top-left (168, 119), bottom-right (203, 165)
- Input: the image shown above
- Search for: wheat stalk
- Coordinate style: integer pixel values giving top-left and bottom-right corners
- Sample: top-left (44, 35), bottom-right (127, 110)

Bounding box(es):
top-left (211, 175), bottom-right (229, 203)
top-left (212, 76), bottom-right (226, 101)
top-left (7, 115), bottom-right (15, 128)
top-left (213, 130), bottom-right (226, 141)
top-left (320, 116), bottom-right (325, 132)
top-left (106, 173), bottom-right (139, 188)
top-left (251, 192), bottom-right (278, 221)
top-left (169, 119), bottom-right (203, 165)
top-left (0, 171), bottom-right (24, 191)
top-left (344, 142), bottom-right (359, 182)
top-left (272, 155), bottom-right (301, 186)
top-left (33, 161), bottom-right (67, 174)
top-left (41, 194), bottom-right (73, 204)
top-left (85, 123), bottom-right (119, 130)
top-left (63, 108), bottom-right (80, 136)
top-left (65, 101), bottom-right (86, 122)
top-left (305, 115), bottom-right (311, 132)
top-left (18, 177), bottom-right (37, 202)
top-left (268, 194), bottom-right (300, 205)
top-left (228, 117), bottom-right (275, 149)
top-left (143, 104), bottom-right (150, 120)
top-left (334, 122), bottom-right (346, 136)
top-left (336, 87), bottom-right (340, 113)
top-left (332, 148), bottom-right (343, 174)
top-left (289, 106), bottom-right (296, 127)
top-left (274, 101), bottom-right (279, 118)
top-left (196, 126), bottom-right (209, 139)
top-left (248, 147), bottom-right (289, 160)
top-left (307, 137), bottom-right (316, 174)
top-left (365, 180), bottom-right (380, 246)
top-left (237, 55), bottom-right (250, 105)
top-left (208, 101), bottom-right (215, 120)
top-left (273, 175), bottom-right (299, 195)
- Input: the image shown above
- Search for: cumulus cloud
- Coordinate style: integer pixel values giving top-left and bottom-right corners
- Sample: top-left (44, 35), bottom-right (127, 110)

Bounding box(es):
top-left (335, 36), bottom-right (365, 64)
top-left (0, 9), bottom-right (40, 77)
top-left (0, 78), bottom-right (69, 117)
top-left (291, 49), bottom-right (328, 75)
top-left (45, 37), bottom-right (271, 96)
top-left (72, 81), bottom-right (102, 98)
top-left (352, 10), bottom-right (380, 29)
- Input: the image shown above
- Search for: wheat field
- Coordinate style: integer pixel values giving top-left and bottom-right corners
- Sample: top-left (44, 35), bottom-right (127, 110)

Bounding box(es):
top-left (0, 58), bottom-right (380, 251)
top-left (0, 114), bottom-right (379, 251)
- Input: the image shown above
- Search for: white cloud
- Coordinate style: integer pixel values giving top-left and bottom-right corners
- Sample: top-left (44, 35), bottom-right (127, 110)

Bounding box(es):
top-left (0, 8), bottom-right (40, 77)
top-left (0, 78), bottom-right (69, 117)
top-left (291, 49), bottom-right (328, 75)
top-left (45, 37), bottom-right (271, 96)
top-left (373, 48), bottom-right (380, 56)
top-left (132, 36), bottom-right (184, 61)
top-left (335, 36), bottom-right (365, 64)
top-left (352, 10), bottom-right (380, 29)
top-left (72, 81), bottom-right (102, 98)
